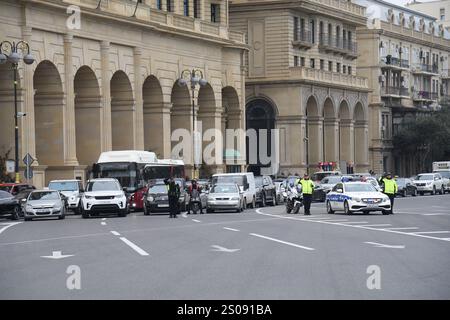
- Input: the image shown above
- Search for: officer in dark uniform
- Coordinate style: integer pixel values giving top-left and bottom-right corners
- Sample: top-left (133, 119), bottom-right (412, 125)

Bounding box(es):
top-left (165, 178), bottom-right (180, 218)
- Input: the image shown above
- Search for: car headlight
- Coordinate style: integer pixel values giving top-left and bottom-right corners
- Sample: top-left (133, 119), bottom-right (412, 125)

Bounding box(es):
top-left (54, 206), bottom-right (62, 211)
top-left (84, 195), bottom-right (94, 199)
top-left (231, 197), bottom-right (240, 201)
top-left (26, 204), bottom-right (33, 209)
top-left (427, 182), bottom-right (433, 185)
top-left (147, 196), bottom-right (154, 202)
top-left (352, 197), bottom-right (361, 202)
top-left (207, 196), bottom-right (215, 201)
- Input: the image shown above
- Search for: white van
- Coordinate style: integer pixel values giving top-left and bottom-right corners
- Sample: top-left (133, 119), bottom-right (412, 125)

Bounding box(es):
top-left (211, 172), bottom-right (256, 209)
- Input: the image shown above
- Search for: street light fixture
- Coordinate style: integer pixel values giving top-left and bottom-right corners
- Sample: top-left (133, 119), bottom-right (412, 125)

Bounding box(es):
top-left (0, 40), bottom-right (34, 183)
top-left (178, 69), bottom-right (207, 179)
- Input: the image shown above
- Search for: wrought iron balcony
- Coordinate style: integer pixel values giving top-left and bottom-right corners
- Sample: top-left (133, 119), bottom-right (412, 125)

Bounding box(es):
top-left (381, 86), bottom-right (409, 97)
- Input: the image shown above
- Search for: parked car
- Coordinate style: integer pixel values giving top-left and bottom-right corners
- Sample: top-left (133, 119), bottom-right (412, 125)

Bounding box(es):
top-left (0, 190), bottom-right (22, 220)
top-left (412, 173), bottom-right (445, 195)
top-left (319, 175), bottom-right (346, 194)
top-left (364, 177), bottom-right (382, 192)
top-left (143, 182), bottom-right (170, 215)
top-left (433, 170), bottom-right (450, 193)
top-left (23, 190), bottom-right (66, 221)
top-left (211, 173), bottom-right (256, 209)
top-left (128, 185), bottom-right (148, 212)
top-left (254, 175), bottom-right (277, 207)
top-left (326, 182), bottom-right (391, 215)
top-left (80, 178), bottom-right (129, 218)
top-left (311, 171), bottom-right (341, 184)
top-left (0, 183), bottom-right (35, 208)
top-left (206, 183), bottom-right (243, 213)
top-left (48, 179), bottom-right (84, 214)
top-left (395, 178), bottom-right (418, 197)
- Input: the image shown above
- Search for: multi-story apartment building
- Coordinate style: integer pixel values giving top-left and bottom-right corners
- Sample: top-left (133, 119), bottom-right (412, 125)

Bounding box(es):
top-left (229, 0), bottom-right (370, 176)
top-left (355, 0), bottom-right (450, 176)
top-left (407, 0), bottom-right (450, 33)
top-left (0, 0), bottom-right (246, 187)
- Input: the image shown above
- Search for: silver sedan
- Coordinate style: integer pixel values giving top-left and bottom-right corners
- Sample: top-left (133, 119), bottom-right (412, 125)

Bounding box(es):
top-left (23, 190), bottom-right (66, 221)
top-left (206, 183), bottom-right (243, 213)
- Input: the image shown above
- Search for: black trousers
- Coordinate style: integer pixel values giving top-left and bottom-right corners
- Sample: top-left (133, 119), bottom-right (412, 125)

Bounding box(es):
top-left (303, 194), bottom-right (312, 215)
top-left (169, 196), bottom-right (178, 217)
top-left (386, 193), bottom-right (395, 214)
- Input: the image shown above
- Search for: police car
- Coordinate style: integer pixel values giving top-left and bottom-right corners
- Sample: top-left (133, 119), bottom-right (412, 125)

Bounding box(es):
top-left (326, 182), bottom-right (391, 215)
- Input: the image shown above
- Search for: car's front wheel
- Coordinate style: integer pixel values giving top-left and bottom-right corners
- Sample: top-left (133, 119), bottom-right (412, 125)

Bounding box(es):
top-left (344, 201), bottom-right (352, 215)
top-left (440, 186), bottom-right (444, 195)
top-left (326, 201), bottom-right (334, 214)
top-left (81, 207), bottom-right (90, 219)
top-left (10, 206), bottom-right (21, 220)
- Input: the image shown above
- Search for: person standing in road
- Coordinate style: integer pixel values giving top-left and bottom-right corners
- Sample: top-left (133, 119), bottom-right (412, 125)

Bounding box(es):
top-left (297, 173), bottom-right (315, 215)
top-left (165, 178), bottom-right (180, 218)
top-left (382, 173), bottom-right (397, 215)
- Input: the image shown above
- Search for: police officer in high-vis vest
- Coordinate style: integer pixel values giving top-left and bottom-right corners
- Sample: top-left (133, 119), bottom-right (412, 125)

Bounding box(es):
top-left (297, 173), bottom-right (315, 215)
top-left (382, 173), bottom-right (397, 215)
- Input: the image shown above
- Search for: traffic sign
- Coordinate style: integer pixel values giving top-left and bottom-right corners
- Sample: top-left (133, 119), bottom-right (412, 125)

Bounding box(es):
top-left (6, 160), bottom-right (15, 173)
top-left (23, 153), bottom-right (34, 166)
top-left (24, 167), bottom-right (33, 180)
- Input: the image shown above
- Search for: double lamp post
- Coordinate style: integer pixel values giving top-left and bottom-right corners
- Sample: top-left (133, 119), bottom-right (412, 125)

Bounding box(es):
top-left (178, 69), bottom-right (207, 179)
top-left (0, 40), bottom-right (34, 183)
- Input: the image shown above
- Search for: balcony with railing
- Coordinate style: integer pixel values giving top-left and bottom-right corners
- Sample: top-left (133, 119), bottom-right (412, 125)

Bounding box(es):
top-left (289, 66), bottom-right (368, 89)
top-left (440, 94), bottom-right (450, 106)
top-left (318, 34), bottom-right (358, 59)
top-left (412, 90), bottom-right (439, 101)
top-left (293, 30), bottom-right (313, 49)
top-left (412, 64), bottom-right (439, 75)
top-left (380, 56), bottom-right (409, 69)
top-left (381, 86), bottom-right (409, 97)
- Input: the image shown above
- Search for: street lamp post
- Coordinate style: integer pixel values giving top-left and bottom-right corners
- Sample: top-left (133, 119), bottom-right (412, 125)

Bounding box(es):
top-left (178, 69), bottom-right (207, 179)
top-left (0, 40), bottom-right (34, 183)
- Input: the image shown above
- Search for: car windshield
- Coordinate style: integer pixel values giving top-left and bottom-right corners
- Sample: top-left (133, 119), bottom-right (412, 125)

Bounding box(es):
top-left (0, 186), bottom-right (12, 193)
top-left (148, 185), bottom-right (167, 194)
top-left (48, 181), bottom-right (78, 191)
top-left (321, 176), bottom-right (341, 184)
top-left (416, 174), bottom-right (434, 181)
top-left (345, 183), bottom-right (376, 192)
top-left (86, 181), bottom-right (120, 191)
top-left (29, 191), bottom-right (59, 201)
top-left (436, 171), bottom-right (450, 178)
top-left (212, 175), bottom-right (245, 186)
top-left (255, 177), bottom-right (263, 187)
top-left (0, 190), bottom-right (12, 199)
top-left (211, 185), bottom-right (238, 194)
top-left (396, 179), bottom-right (407, 186)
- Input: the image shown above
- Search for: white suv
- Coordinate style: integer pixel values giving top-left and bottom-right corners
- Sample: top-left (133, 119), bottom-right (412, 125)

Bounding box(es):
top-left (413, 173), bottom-right (445, 195)
top-left (81, 178), bottom-right (129, 218)
top-left (48, 179), bottom-right (84, 214)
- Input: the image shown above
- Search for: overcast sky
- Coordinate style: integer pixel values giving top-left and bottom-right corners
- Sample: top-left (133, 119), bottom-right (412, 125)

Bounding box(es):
top-left (382, 0), bottom-right (438, 7)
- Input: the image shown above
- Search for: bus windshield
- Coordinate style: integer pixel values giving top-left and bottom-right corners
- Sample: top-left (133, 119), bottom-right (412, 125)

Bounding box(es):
top-left (95, 162), bottom-right (137, 190)
top-left (144, 165), bottom-right (184, 180)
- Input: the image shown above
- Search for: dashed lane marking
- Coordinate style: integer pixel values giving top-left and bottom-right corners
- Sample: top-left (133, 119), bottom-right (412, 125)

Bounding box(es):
top-left (119, 237), bottom-right (149, 256)
top-left (342, 221), bottom-right (369, 224)
top-left (101, 222), bottom-right (106, 226)
top-left (223, 227), bottom-right (240, 232)
top-left (192, 219), bottom-right (201, 223)
top-left (385, 227), bottom-right (419, 230)
top-left (110, 231), bottom-right (121, 236)
top-left (249, 233), bottom-right (315, 251)
top-left (359, 224), bottom-right (392, 227)
top-left (412, 231), bottom-right (450, 235)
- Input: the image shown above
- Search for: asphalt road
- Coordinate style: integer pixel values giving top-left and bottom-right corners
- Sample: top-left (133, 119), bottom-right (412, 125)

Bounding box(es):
top-left (1, 193), bottom-right (449, 299)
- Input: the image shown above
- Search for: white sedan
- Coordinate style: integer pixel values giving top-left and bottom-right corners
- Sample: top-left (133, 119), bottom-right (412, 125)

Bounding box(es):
top-left (326, 182), bottom-right (391, 215)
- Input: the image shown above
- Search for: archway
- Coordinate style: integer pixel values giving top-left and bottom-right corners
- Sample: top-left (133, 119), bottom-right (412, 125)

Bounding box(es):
top-left (197, 83), bottom-right (219, 176)
top-left (110, 71), bottom-right (134, 150)
top-left (143, 75), bottom-right (166, 158)
top-left (353, 102), bottom-right (367, 172)
top-left (33, 61), bottom-right (64, 166)
top-left (222, 86), bottom-right (242, 172)
top-left (74, 66), bottom-right (101, 165)
top-left (246, 98), bottom-right (275, 176)
top-left (305, 96), bottom-right (322, 172)
top-left (338, 100), bottom-right (354, 170)
top-left (0, 64), bottom-right (20, 164)
top-left (323, 97), bottom-right (338, 163)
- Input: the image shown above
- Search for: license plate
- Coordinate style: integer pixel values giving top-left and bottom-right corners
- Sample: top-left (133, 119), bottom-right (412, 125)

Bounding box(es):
top-left (158, 204), bottom-right (169, 208)
top-left (366, 203), bottom-right (376, 207)
top-left (37, 209), bottom-right (49, 213)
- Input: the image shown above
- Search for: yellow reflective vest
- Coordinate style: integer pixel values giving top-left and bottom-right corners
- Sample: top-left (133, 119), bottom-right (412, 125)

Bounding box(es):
top-left (299, 179), bottom-right (315, 195)
top-left (382, 178), bottom-right (397, 195)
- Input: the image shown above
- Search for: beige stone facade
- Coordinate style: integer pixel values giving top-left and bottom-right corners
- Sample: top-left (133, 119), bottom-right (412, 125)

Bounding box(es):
top-left (407, 0), bottom-right (450, 32)
top-left (355, 0), bottom-right (450, 176)
top-left (230, 0), bottom-right (370, 176)
top-left (0, 0), bottom-right (246, 188)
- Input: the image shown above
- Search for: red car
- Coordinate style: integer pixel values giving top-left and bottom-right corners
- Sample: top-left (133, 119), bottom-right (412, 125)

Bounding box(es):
top-left (128, 186), bottom-right (148, 211)
top-left (0, 183), bottom-right (36, 197)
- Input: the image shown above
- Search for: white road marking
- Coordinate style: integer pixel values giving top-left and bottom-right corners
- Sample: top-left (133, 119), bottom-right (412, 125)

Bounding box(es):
top-left (342, 221), bottom-right (369, 224)
top-left (192, 219), bottom-right (201, 223)
top-left (110, 231), bottom-right (121, 236)
top-left (223, 227), bottom-right (240, 232)
top-left (364, 242), bottom-right (405, 249)
top-left (41, 251), bottom-right (75, 259)
top-left (210, 245), bottom-right (240, 253)
top-left (319, 219), bottom-right (349, 223)
top-left (119, 237), bottom-right (149, 256)
top-left (101, 222), bottom-right (106, 226)
top-left (0, 222), bottom-right (22, 235)
top-left (102, 218), bottom-right (107, 221)
top-left (412, 231), bottom-right (450, 235)
top-left (423, 213), bottom-right (448, 216)
top-left (385, 227), bottom-right (419, 230)
top-left (255, 210), bottom-right (450, 243)
top-left (360, 224), bottom-right (392, 227)
top-left (181, 213), bottom-right (188, 218)
top-left (249, 233), bottom-right (315, 251)
top-left (300, 216), bottom-right (331, 220)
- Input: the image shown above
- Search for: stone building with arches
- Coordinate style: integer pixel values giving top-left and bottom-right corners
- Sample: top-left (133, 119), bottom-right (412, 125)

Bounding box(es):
top-left (0, 0), bottom-right (246, 188)
top-left (230, 0), bottom-right (370, 175)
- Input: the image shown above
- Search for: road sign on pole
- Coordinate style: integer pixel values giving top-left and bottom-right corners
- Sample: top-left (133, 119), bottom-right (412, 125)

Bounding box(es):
top-left (23, 153), bottom-right (34, 167)
top-left (6, 160), bottom-right (15, 173)
top-left (24, 167), bottom-right (33, 180)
